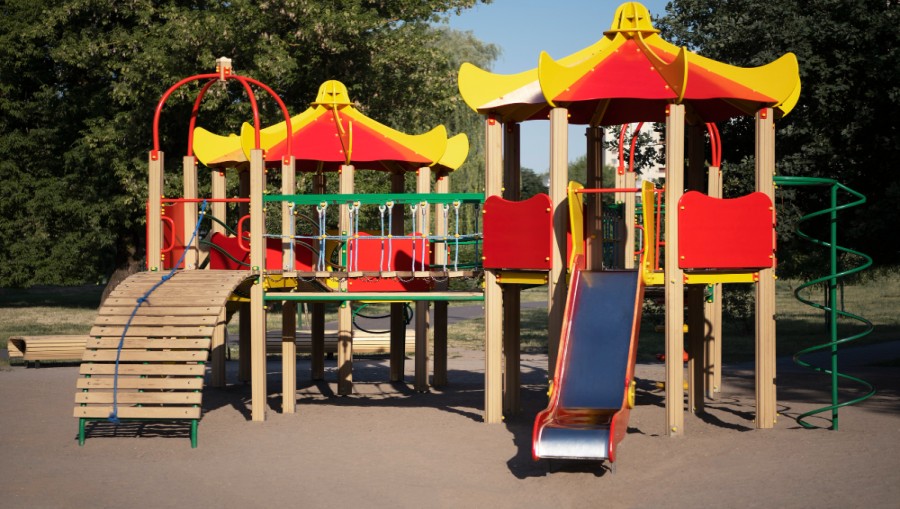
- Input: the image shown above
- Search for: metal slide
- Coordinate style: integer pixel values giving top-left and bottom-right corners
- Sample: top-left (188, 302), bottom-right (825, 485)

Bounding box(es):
top-left (532, 266), bottom-right (644, 465)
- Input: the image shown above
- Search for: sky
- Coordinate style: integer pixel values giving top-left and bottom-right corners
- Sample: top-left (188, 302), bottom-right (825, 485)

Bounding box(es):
top-left (445, 0), bottom-right (670, 172)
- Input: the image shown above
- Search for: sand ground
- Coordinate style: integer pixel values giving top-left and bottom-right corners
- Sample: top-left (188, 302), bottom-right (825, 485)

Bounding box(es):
top-left (1, 346), bottom-right (899, 509)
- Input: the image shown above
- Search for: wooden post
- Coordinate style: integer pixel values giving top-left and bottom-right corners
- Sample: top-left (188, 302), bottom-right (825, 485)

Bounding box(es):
top-left (311, 172), bottom-right (326, 381)
top-left (755, 108), bottom-right (777, 429)
top-left (282, 301), bottom-right (297, 414)
top-left (182, 156), bottom-right (199, 270)
top-left (548, 107), bottom-right (568, 379)
top-left (483, 116), bottom-right (504, 423)
top-left (210, 169), bottom-right (227, 236)
top-left (706, 165), bottom-right (723, 398)
top-left (281, 156), bottom-right (297, 413)
top-left (337, 164), bottom-right (354, 396)
top-left (586, 126), bottom-right (604, 271)
top-left (389, 171), bottom-right (407, 383)
top-left (502, 122), bottom-right (522, 414)
top-left (623, 171), bottom-right (636, 269)
top-left (432, 172), bottom-right (450, 388)
top-left (686, 125), bottom-right (706, 413)
top-left (209, 168), bottom-right (228, 387)
top-left (664, 104), bottom-right (686, 436)
top-left (249, 149), bottom-right (267, 421)
top-left (147, 151), bottom-right (164, 271)
top-left (414, 166), bottom-right (431, 392)
top-left (238, 168), bottom-right (251, 383)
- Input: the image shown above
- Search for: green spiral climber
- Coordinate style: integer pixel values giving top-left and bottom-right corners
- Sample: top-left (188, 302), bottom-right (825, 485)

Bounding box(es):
top-left (774, 176), bottom-right (875, 430)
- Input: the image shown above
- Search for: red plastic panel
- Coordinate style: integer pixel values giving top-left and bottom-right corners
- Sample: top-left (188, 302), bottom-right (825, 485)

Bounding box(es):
top-left (207, 232), bottom-right (316, 271)
top-left (678, 191), bottom-right (775, 270)
top-left (346, 232), bottom-right (432, 291)
top-left (482, 194), bottom-right (553, 270)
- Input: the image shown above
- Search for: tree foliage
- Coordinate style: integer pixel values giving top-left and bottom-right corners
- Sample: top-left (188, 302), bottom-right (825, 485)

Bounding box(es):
top-left (657, 0), bottom-right (900, 272)
top-left (0, 0), bottom-right (494, 287)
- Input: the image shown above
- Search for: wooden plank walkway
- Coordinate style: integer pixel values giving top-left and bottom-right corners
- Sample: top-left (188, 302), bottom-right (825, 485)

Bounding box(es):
top-left (74, 270), bottom-right (251, 448)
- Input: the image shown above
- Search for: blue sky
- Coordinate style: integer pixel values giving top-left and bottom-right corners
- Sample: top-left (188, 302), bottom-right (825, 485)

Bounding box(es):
top-left (445, 0), bottom-right (670, 172)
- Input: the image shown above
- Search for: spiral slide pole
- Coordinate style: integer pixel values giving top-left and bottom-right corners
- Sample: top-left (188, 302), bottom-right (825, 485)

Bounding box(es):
top-left (774, 176), bottom-right (875, 430)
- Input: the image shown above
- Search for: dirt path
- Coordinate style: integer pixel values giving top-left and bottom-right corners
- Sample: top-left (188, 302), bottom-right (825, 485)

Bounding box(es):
top-left (1, 348), bottom-right (898, 508)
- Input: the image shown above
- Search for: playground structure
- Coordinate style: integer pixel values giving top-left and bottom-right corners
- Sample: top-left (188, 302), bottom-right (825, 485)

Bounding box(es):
top-left (73, 2), bottom-right (875, 457)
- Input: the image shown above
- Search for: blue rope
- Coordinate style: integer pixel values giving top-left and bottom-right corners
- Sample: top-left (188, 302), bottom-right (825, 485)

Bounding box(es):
top-left (108, 200), bottom-right (209, 423)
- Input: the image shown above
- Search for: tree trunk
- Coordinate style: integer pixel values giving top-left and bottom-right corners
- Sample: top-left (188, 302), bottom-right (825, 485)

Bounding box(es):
top-left (100, 231), bottom-right (143, 306)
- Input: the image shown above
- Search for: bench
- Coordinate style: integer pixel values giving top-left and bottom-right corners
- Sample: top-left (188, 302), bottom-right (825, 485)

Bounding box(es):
top-left (7, 335), bottom-right (89, 365)
top-left (262, 329), bottom-right (416, 355)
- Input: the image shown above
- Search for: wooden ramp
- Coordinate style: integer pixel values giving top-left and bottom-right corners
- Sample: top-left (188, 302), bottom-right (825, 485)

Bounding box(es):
top-left (74, 270), bottom-right (251, 448)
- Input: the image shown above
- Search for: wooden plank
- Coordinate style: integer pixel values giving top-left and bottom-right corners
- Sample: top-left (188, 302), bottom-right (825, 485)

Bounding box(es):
top-left (81, 350), bottom-right (208, 362)
top-left (108, 289), bottom-right (235, 300)
top-left (89, 325), bottom-right (214, 338)
top-left (76, 392), bottom-right (203, 405)
top-left (97, 306), bottom-right (220, 316)
top-left (75, 406), bottom-right (201, 419)
top-left (80, 364), bottom-right (204, 376)
top-left (93, 315), bottom-right (219, 326)
top-left (77, 378), bottom-right (204, 390)
top-left (86, 338), bottom-right (211, 349)
top-left (102, 297), bottom-right (225, 307)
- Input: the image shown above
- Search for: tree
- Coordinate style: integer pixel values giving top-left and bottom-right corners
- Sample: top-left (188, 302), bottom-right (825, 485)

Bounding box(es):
top-left (0, 0), bottom-right (494, 288)
top-left (657, 0), bottom-right (900, 271)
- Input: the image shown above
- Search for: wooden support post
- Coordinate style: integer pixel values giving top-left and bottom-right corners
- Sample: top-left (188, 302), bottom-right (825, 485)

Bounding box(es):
top-left (484, 116), bottom-right (504, 424)
top-left (706, 165), bottom-right (723, 398)
top-left (310, 303), bottom-right (325, 381)
top-left (433, 172), bottom-right (450, 388)
top-left (503, 121), bottom-right (522, 415)
top-left (664, 104), bottom-right (686, 436)
top-left (586, 126), bottom-right (604, 271)
top-left (548, 107), bottom-right (568, 379)
top-left (208, 167), bottom-right (229, 386)
top-left (686, 124), bottom-right (706, 413)
top-left (311, 172), bottom-right (326, 380)
top-left (623, 171), bottom-right (636, 269)
top-left (414, 300), bottom-right (429, 392)
top-left (414, 166), bottom-right (432, 392)
top-left (281, 156), bottom-right (297, 413)
top-left (282, 301), bottom-right (297, 414)
top-left (182, 156), bottom-right (199, 270)
top-left (147, 151), bottom-right (164, 271)
top-left (755, 108), bottom-right (777, 429)
top-left (389, 171), bottom-right (407, 382)
top-left (210, 169), bottom-right (227, 236)
top-left (337, 164), bottom-right (355, 396)
top-left (249, 149), bottom-right (267, 421)
top-left (238, 168), bottom-right (251, 383)
top-left (210, 307), bottom-right (227, 388)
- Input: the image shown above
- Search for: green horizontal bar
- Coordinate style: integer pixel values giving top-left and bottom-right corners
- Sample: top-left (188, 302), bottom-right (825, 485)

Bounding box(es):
top-left (265, 192), bottom-right (484, 205)
top-left (264, 292), bottom-right (484, 302)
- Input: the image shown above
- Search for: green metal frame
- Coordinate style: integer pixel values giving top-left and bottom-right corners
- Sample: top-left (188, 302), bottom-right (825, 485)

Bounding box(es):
top-left (774, 176), bottom-right (875, 430)
top-left (264, 192), bottom-right (484, 206)
top-left (79, 417), bottom-right (199, 448)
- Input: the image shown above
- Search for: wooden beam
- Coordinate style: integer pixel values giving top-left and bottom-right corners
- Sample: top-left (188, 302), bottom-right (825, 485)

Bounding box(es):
top-left (182, 155), bottom-right (199, 269)
top-left (585, 126), bottom-right (604, 272)
top-left (755, 107), bottom-right (777, 429)
top-left (282, 301), bottom-right (297, 414)
top-left (686, 124), bottom-right (706, 414)
top-left (390, 171), bottom-right (406, 382)
top-left (664, 104), bottom-right (686, 436)
top-left (238, 168), bottom-right (251, 384)
top-left (250, 148), bottom-right (267, 422)
top-left (337, 164), bottom-right (355, 396)
top-left (548, 108), bottom-right (568, 379)
top-left (503, 122), bottom-right (522, 415)
top-left (311, 172), bottom-right (326, 381)
top-left (484, 116), bottom-right (504, 424)
top-left (147, 151), bottom-right (164, 271)
top-left (706, 163), bottom-right (724, 399)
top-left (433, 172), bottom-right (450, 388)
top-left (210, 169), bottom-right (227, 236)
